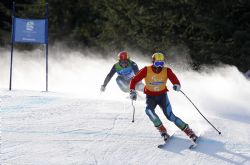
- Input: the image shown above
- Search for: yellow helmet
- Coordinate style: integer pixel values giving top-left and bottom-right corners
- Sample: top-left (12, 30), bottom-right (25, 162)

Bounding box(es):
top-left (152, 52), bottom-right (165, 61)
top-left (152, 53), bottom-right (165, 67)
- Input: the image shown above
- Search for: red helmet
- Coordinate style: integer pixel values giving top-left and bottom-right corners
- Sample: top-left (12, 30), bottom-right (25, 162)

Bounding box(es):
top-left (118, 51), bottom-right (129, 61)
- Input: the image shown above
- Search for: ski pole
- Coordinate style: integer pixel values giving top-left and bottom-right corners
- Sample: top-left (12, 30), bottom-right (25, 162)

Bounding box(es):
top-left (180, 90), bottom-right (222, 135)
top-left (131, 100), bottom-right (135, 123)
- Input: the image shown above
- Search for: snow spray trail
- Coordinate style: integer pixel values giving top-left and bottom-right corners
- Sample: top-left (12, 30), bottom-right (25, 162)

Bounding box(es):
top-left (1, 46), bottom-right (250, 124)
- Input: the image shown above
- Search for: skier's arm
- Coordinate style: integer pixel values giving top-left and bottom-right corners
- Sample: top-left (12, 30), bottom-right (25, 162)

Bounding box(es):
top-left (103, 64), bottom-right (116, 87)
top-left (167, 68), bottom-right (180, 85)
top-left (130, 67), bottom-right (147, 90)
top-left (131, 61), bottom-right (139, 74)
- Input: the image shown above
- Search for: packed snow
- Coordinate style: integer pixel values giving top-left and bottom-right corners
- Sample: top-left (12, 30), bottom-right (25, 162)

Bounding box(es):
top-left (1, 48), bottom-right (250, 165)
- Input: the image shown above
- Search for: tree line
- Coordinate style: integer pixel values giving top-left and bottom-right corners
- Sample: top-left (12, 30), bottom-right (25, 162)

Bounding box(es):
top-left (0, 0), bottom-right (249, 72)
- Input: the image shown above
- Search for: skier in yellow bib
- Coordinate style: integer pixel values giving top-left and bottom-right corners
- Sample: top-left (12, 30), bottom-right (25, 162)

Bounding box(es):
top-left (129, 52), bottom-right (198, 142)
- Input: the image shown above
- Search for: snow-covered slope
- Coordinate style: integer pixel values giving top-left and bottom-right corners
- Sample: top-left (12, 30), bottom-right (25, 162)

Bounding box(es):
top-left (1, 48), bottom-right (250, 165)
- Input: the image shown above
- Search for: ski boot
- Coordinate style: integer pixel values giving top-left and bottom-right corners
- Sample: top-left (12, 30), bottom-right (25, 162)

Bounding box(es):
top-left (156, 124), bottom-right (170, 141)
top-left (183, 125), bottom-right (198, 142)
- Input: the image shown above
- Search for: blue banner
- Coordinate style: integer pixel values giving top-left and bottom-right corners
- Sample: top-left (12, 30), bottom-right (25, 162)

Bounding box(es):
top-left (14, 18), bottom-right (48, 44)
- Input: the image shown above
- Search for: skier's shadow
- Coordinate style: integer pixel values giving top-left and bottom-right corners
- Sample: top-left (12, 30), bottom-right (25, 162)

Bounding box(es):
top-left (161, 136), bottom-right (250, 164)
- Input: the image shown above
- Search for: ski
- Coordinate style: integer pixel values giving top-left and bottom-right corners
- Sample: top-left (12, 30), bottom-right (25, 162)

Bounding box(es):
top-left (157, 133), bottom-right (175, 149)
top-left (189, 142), bottom-right (197, 149)
top-left (188, 135), bottom-right (200, 149)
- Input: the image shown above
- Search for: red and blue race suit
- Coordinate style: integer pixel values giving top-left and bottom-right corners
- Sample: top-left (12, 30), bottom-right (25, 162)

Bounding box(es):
top-left (130, 65), bottom-right (188, 130)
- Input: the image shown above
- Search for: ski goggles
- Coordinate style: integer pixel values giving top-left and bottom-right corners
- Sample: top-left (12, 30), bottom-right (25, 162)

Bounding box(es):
top-left (153, 61), bottom-right (165, 67)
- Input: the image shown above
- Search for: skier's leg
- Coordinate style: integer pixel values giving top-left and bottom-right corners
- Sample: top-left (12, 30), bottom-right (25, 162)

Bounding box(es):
top-left (116, 76), bottom-right (129, 93)
top-left (183, 125), bottom-right (198, 142)
top-left (145, 95), bottom-right (169, 139)
top-left (160, 93), bottom-right (197, 140)
top-left (159, 93), bottom-right (187, 130)
top-left (145, 95), bottom-right (161, 126)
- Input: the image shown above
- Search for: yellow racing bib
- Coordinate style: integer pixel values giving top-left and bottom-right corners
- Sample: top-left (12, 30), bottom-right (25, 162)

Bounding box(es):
top-left (144, 66), bottom-right (168, 92)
